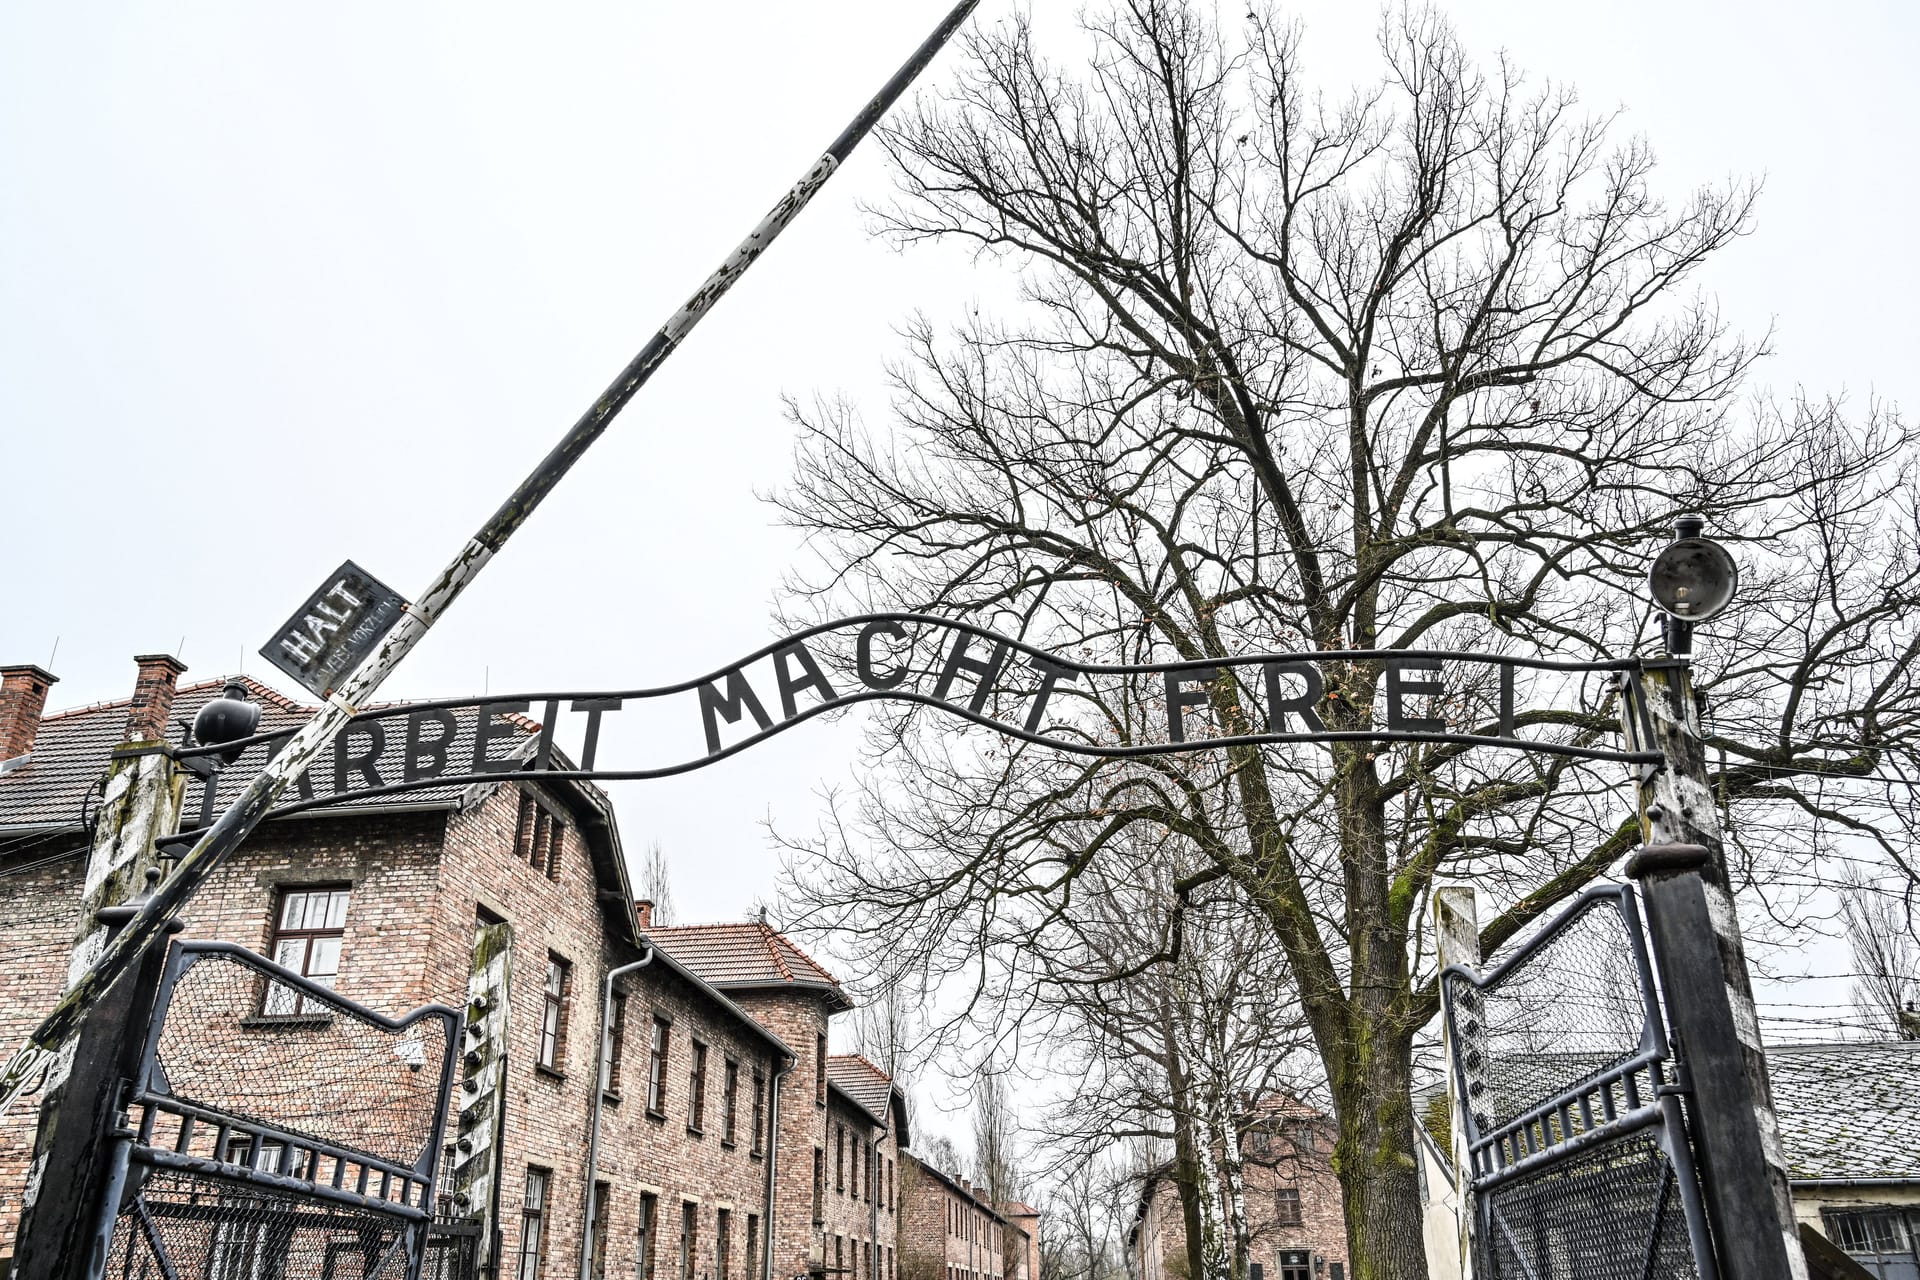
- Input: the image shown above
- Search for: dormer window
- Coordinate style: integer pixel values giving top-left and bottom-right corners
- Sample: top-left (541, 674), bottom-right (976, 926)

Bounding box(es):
top-left (514, 791), bottom-right (565, 880)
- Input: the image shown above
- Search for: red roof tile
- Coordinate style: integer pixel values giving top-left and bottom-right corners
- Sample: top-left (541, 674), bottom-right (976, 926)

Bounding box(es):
top-left (645, 922), bottom-right (849, 1008)
top-left (827, 1054), bottom-right (896, 1124)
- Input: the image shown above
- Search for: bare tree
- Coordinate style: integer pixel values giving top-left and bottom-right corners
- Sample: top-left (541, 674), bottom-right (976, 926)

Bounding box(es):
top-left (1842, 878), bottom-right (1920, 1039)
top-left (775, 5), bottom-right (1920, 1277)
top-left (635, 839), bottom-right (678, 927)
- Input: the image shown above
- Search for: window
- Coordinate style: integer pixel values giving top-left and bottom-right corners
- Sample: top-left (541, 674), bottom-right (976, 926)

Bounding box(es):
top-left (590, 1182), bottom-right (612, 1280)
top-left (1291, 1123), bottom-right (1317, 1154)
top-left (680, 1202), bottom-right (698, 1280)
top-left (887, 1159), bottom-right (894, 1210)
top-left (637, 1193), bottom-right (658, 1280)
top-left (816, 1034), bottom-right (828, 1105)
top-left (605, 993), bottom-right (628, 1094)
top-left (436, 1143), bottom-right (457, 1214)
top-left (688, 1041), bottom-right (709, 1134)
top-left (852, 1136), bottom-right (862, 1201)
top-left (836, 1124), bottom-right (845, 1193)
top-left (722, 1059), bottom-right (740, 1145)
top-left (514, 791), bottom-right (566, 878)
top-left (264, 886), bottom-right (350, 1015)
top-left (648, 1016), bottom-right (671, 1115)
top-left (1329, 1267), bottom-right (1344, 1280)
top-left (518, 1169), bottom-right (550, 1280)
top-left (1826, 1209), bottom-right (1915, 1265)
top-left (812, 1149), bottom-right (825, 1224)
top-left (745, 1214), bottom-right (759, 1280)
top-left (834, 1236), bottom-right (844, 1279)
top-left (1277, 1251), bottom-right (1310, 1280)
top-left (539, 956), bottom-right (570, 1071)
top-left (1274, 1187), bottom-right (1302, 1228)
top-left (717, 1208), bottom-right (732, 1280)
top-left (751, 1068), bottom-right (766, 1156)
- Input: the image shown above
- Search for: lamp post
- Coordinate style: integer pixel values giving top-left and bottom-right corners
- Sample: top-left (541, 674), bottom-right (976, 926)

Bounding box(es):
top-left (1622, 517), bottom-right (1806, 1280)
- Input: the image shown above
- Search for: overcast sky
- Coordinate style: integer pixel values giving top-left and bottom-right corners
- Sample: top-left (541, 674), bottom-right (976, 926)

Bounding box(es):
top-left (5, 2), bottom-right (1915, 1092)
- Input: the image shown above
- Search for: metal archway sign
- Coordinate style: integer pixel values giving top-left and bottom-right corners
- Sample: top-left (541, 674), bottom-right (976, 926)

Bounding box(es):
top-left (170, 612), bottom-right (1660, 833)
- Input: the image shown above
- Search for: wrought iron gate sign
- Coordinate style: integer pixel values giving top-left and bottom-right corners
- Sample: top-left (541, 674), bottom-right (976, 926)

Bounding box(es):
top-left (183, 614), bottom-right (1660, 822)
top-left (1441, 886), bottom-right (1715, 1280)
top-left (98, 941), bottom-right (458, 1280)
top-left (262, 560), bottom-right (411, 700)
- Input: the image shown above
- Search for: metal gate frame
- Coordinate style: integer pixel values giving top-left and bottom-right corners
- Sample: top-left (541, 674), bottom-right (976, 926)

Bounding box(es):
top-left (1440, 884), bottom-right (1718, 1279)
top-left (92, 939), bottom-right (460, 1280)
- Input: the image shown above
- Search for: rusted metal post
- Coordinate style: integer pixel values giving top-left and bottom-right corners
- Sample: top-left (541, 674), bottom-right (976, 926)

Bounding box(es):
top-left (1622, 664), bottom-right (1806, 1280)
top-left (0, 0), bottom-right (983, 1118)
top-left (1433, 885), bottom-right (1479, 1280)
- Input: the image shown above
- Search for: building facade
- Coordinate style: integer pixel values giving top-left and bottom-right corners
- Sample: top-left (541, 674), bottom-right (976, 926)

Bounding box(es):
top-left (1128, 1100), bottom-right (1348, 1280)
top-left (897, 1152), bottom-right (1022, 1280)
top-left (0, 654), bottom-right (1024, 1280)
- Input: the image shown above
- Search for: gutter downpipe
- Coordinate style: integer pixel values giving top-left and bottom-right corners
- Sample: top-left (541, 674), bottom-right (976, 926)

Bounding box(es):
top-left (765, 1055), bottom-right (796, 1280)
top-left (582, 949), bottom-right (656, 1280)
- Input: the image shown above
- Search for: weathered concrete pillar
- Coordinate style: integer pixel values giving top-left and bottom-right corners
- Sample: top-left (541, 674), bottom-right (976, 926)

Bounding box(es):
top-left (1433, 885), bottom-right (1480, 1280)
top-left (455, 918), bottom-right (515, 1278)
top-left (1624, 664), bottom-right (1805, 1280)
top-left (15, 655), bottom-right (189, 1274)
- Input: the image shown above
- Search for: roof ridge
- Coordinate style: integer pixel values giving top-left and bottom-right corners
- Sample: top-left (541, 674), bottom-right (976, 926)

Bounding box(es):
top-left (760, 921), bottom-right (797, 981)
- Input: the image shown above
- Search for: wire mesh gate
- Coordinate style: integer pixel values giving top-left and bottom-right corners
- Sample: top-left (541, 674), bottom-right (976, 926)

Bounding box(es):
top-left (95, 940), bottom-right (458, 1280)
top-left (1441, 886), bottom-right (1716, 1280)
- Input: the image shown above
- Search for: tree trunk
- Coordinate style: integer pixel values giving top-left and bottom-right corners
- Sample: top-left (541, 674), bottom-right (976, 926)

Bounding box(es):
top-left (1332, 1018), bottom-right (1429, 1280)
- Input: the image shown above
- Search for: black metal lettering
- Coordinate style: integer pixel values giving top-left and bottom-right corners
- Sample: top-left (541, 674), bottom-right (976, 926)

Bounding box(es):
top-left (699, 670), bottom-right (775, 755)
top-left (535, 700), bottom-right (559, 769)
top-left (333, 721), bottom-right (387, 794)
top-left (930, 632), bottom-right (1010, 714)
top-left (773, 641), bottom-right (838, 719)
top-left (1023, 655), bottom-right (1080, 732)
top-left (571, 698), bottom-right (624, 771)
top-left (1164, 669), bottom-right (1220, 743)
top-left (1386, 658), bottom-right (1445, 733)
top-left (1263, 662), bottom-right (1326, 732)
top-left (404, 709), bottom-right (456, 783)
top-left (471, 701), bottom-right (531, 775)
top-left (856, 621), bottom-right (911, 690)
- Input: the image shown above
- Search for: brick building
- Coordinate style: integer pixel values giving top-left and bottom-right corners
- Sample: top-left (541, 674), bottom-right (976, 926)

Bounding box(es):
top-left (897, 1152), bottom-right (1022, 1280)
top-left (1128, 1099), bottom-right (1347, 1280)
top-left (0, 655), bottom-right (1031, 1280)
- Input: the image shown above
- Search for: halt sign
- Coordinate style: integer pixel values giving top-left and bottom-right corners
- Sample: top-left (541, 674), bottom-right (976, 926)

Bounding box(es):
top-left (261, 560), bottom-right (409, 699)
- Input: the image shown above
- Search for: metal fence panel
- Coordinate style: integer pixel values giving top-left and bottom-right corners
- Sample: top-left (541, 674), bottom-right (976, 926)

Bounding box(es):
top-left (1442, 886), bottom-right (1715, 1280)
top-left (99, 941), bottom-right (459, 1280)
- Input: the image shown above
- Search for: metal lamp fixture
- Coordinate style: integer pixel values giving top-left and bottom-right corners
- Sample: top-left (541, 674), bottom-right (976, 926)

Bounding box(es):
top-left (191, 680), bottom-right (261, 764)
top-left (1648, 516), bottom-right (1738, 657)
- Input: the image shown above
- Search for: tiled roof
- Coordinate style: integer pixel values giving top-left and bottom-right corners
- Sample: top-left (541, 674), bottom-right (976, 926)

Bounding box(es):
top-left (828, 1054), bottom-right (896, 1124)
top-left (0, 678), bottom-right (567, 832)
top-left (1767, 1040), bottom-right (1920, 1182)
top-left (645, 922), bottom-right (850, 1008)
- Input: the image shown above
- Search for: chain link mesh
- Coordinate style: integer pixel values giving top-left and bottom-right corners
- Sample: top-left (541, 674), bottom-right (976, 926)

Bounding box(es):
top-left (151, 949), bottom-right (449, 1168)
top-left (1480, 1129), bottom-right (1700, 1280)
top-left (104, 1166), bottom-right (413, 1279)
top-left (1446, 894), bottom-right (1652, 1135)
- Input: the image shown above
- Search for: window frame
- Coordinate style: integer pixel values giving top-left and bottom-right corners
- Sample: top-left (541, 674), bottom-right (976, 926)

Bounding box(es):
top-left (1273, 1186), bottom-right (1303, 1228)
top-left (716, 1207), bottom-right (732, 1280)
top-left (647, 1015), bottom-right (672, 1118)
top-left (688, 1040), bottom-right (709, 1135)
top-left (538, 955), bottom-right (570, 1073)
top-left (513, 789), bottom-right (566, 879)
top-left (518, 1167), bottom-right (551, 1280)
top-left (816, 1034), bottom-right (828, 1106)
top-left (605, 992), bottom-right (628, 1096)
top-left (812, 1148), bottom-right (825, 1225)
top-left (637, 1192), bottom-right (658, 1280)
top-left (750, 1066), bottom-right (766, 1156)
top-left (263, 884), bottom-right (352, 1017)
top-left (722, 1058), bottom-right (740, 1147)
top-left (680, 1201), bottom-right (699, 1280)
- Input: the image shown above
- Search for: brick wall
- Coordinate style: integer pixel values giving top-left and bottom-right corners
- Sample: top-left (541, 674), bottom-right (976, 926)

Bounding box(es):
top-left (819, 1090), bottom-right (900, 1280)
top-left (1132, 1121), bottom-right (1349, 1280)
top-left (897, 1154), bottom-right (1005, 1280)
top-left (0, 847), bottom-right (85, 1248)
top-left (725, 990), bottom-right (840, 1280)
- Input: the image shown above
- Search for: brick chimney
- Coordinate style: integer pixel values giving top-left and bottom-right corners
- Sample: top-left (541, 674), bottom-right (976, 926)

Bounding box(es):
top-left (125, 654), bottom-right (188, 744)
top-left (0, 665), bottom-right (58, 763)
top-left (635, 899), bottom-right (654, 929)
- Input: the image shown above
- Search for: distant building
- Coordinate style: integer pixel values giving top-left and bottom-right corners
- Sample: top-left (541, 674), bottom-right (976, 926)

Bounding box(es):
top-left (1128, 1098), bottom-right (1348, 1280)
top-left (897, 1152), bottom-right (1028, 1280)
